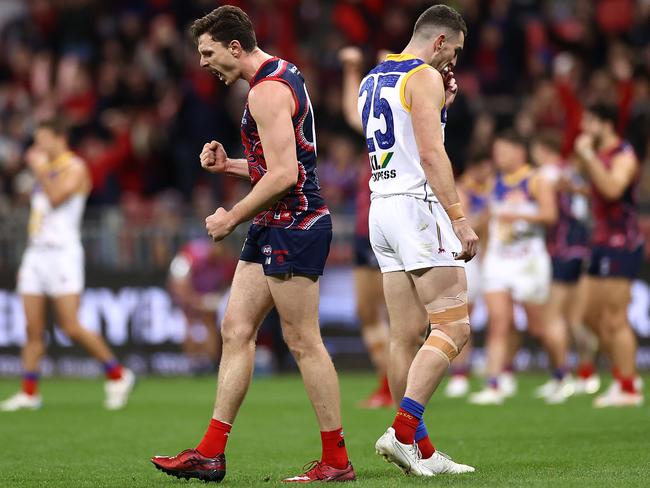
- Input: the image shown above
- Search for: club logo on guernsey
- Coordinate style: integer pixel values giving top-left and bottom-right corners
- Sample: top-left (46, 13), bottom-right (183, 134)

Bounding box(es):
top-left (370, 151), bottom-right (397, 181)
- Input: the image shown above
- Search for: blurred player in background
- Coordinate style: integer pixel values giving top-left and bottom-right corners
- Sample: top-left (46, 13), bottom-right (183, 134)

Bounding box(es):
top-left (530, 131), bottom-right (601, 399)
top-left (339, 46), bottom-right (392, 409)
top-left (168, 240), bottom-right (236, 374)
top-left (470, 130), bottom-right (562, 405)
top-left (575, 104), bottom-right (644, 408)
top-left (361, 5), bottom-right (477, 476)
top-left (0, 120), bottom-right (135, 412)
top-left (152, 7), bottom-right (355, 483)
top-left (444, 151), bottom-right (493, 398)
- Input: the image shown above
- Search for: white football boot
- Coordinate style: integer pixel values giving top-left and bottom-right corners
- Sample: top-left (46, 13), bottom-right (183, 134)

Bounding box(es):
top-left (545, 376), bottom-right (575, 405)
top-left (498, 372), bottom-right (517, 397)
top-left (573, 374), bottom-right (601, 395)
top-left (0, 392), bottom-right (42, 412)
top-left (419, 451), bottom-right (475, 475)
top-left (534, 378), bottom-right (556, 399)
top-left (594, 378), bottom-right (644, 408)
top-left (375, 427), bottom-right (428, 476)
top-left (104, 368), bottom-right (135, 410)
top-left (444, 375), bottom-right (470, 398)
top-left (468, 387), bottom-right (505, 405)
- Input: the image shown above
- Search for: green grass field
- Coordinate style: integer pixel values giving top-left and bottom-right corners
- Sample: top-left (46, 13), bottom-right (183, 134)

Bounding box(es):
top-left (1, 373), bottom-right (649, 487)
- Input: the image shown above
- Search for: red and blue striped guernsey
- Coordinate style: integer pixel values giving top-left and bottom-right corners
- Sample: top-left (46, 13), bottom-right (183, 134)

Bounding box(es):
top-left (241, 57), bottom-right (331, 231)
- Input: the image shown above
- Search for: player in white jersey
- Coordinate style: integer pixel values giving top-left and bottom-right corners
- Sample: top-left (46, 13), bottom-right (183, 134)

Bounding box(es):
top-left (0, 120), bottom-right (134, 412)
top-left (359, 5), bottom-right (478, 477)
top-left (469, 130), bottom-right (564, 405)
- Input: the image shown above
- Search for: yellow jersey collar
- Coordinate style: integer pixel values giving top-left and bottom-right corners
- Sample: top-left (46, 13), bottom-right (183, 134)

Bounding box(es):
top-left (49, 151), bottom-right (74, 171)
top-left (503, 164), bottom-right (532, 186)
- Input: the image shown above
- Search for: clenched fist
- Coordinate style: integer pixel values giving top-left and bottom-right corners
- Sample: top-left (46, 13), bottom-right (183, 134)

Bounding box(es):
top-left (200, 141), bottom-right (228, 174)
top-left (338, 46), bottom-right (364, 68)
top-left (206, 207), bottom-right (235, 242)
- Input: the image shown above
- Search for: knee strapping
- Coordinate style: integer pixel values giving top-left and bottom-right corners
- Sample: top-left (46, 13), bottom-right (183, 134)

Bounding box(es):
top-left (422, 295), bottom-right (469, 364)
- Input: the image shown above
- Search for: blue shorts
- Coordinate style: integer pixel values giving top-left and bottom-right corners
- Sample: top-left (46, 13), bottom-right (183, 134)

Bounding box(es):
top-left (587, 244), bottom-right (644, 279)
top-left (240, 224), bottom-right (332, 276)
top-left (551, 257), bottom-right (585, 283)
top-left (354, 235), bottom-right (379, 268)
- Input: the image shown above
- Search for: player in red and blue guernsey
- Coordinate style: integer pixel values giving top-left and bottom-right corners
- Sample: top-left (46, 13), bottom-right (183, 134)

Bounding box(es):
top-left (530, 131), bottom-right (601, 399)
top-left (574, 104), bottom-right (644, 408)
top-left (151, 6), bottom-right (354, 483)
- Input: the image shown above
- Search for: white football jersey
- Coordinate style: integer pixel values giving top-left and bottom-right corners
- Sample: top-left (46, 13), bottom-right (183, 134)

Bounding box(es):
top-left (28, 152), bottom-right (88, 248)
top-left (486, 165), bottom-right (547, 257)
top-left (358, 54), bottom-right (446, 202)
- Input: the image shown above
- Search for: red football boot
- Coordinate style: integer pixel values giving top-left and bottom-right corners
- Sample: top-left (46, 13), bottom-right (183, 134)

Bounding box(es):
top-left (283, 461), bottom-right (356, 483)
top-left (358, 388), bottom-right (394, 409)
top-left (151, 448), bottom-right (226, 482)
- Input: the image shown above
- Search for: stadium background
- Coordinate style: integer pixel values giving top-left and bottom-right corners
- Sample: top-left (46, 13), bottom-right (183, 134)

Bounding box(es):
top-left (1, 0), bottom-right (650, 377)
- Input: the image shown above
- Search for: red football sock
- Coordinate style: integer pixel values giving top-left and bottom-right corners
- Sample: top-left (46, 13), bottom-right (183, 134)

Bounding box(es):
top-left (196, 419), bottom-right (232, 458)
top-left (104, 360), bottom-right (123, 381)
top-left (380, 375), bottom-right (391, 396)
top-left (391, 408), bottom-right (419, 445)
top-left (577, 362), bottom-right (595, 379)
top-left (320, 428), bottom-right (349, 469)
top-left (416, 435), bottom-right (436, 458)
top-left (612, 367), bottom-right (621, 381)
top-left (619, 376), bottom-right (637, 394)
top-left (22, 373), bottom-right (39, 396)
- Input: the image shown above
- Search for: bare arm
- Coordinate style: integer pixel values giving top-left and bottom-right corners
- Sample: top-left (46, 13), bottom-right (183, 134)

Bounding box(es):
top-left (528, 175), bottom-right (558, 225)
top-left (580, 149), bottom-right (636, 201)
top-left (200, 141), bottom-right (249, 179)
top-left (406, 68), bottom-right (478, 260)
top-left (338, 47), bottom-right (364, 133)
top-left (407, 68), bottom-right (462, 211)
top-left (205, 81), bottom-right (299, 241)
top-left (27, 149), bottom-right (89, 207)
top-left (224, 158), bottom-right (250, 178)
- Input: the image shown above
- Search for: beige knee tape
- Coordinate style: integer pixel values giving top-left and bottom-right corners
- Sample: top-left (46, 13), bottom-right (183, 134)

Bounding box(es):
top-left (422, 300), bottom-right (469, 364)
top-left (422, 329), bottom-right (459, 364)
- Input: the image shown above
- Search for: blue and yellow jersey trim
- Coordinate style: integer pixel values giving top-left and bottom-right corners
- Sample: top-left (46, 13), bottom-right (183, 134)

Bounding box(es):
top-left (49, 151), bottom-right (75, 173)
top-left (380, 53), bottom-right (438, 112)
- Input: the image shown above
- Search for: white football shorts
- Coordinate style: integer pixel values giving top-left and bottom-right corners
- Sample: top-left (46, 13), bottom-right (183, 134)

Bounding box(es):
top-left (482, 249), bottom-right (551, 304)
top-left (369, 194), bottom-right (465, 273)
top-left (17, 244), bottom-right (84, 296)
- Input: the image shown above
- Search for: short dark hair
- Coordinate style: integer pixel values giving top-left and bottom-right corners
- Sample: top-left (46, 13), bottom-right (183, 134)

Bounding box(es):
top-left (586, 103), bottom-right (618, 127)
top-left (531, 130), bottom-right (562, 154)
top-left (467, 150), bottom-right (491, 167)
top-left (190, 6), bottom-right (257, 52)
top-left (495, 129), bottom-right (528, 149)
top-left (414, 4), bottom-right (467, 38)
top-left (36, 118), bottom-right (69, 136)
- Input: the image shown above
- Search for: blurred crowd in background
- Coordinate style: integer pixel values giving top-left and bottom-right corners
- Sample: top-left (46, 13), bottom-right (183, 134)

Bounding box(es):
top-left (0, 0), bottom-right (649, 269)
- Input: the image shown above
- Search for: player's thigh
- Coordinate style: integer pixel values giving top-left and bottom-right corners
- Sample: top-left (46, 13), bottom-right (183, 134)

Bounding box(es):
top-left (547, 282), bottom-right (570, 320)
top-left (221, 261), bottom-right (274, 342)
top-left (21, 294), bottom-right (48, 339)
top-left (354, 266), bottom-right (384, 325)
top-left (580, 276), bottom-right (604, 331)
top-left (565, 278), bottom-right (587, 327)
top-left (382, 271), bottom-right (427, 343)
top-left (51, 293), bottom-right (82, 331)
top-left (484, 291), bottom-right (514, 334)
top-left (594, 278), bottom-right (632, 332)
top-left (522, 302), bottom-right (546, 338)
top-left (267, 273), bottom-right (321, 344)
top-left (410, 265), bottom-right (467, 307)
